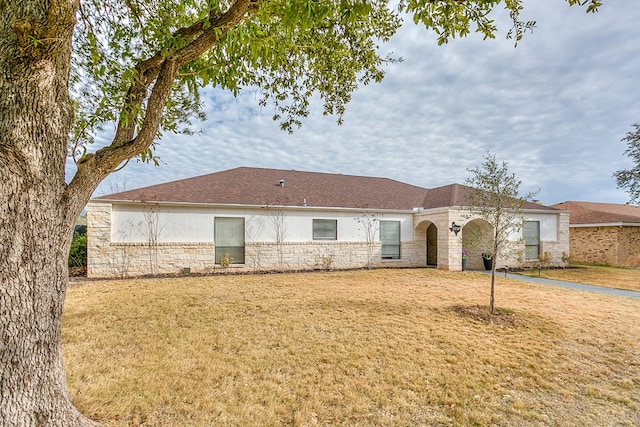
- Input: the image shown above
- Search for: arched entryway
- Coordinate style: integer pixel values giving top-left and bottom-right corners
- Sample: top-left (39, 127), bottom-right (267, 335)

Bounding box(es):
top-left (426, 223), bottom-right (438, 267)
top-left (415, 220), bottom-right (438, 268)
top-left (462, 219), bottom-right (493, 270)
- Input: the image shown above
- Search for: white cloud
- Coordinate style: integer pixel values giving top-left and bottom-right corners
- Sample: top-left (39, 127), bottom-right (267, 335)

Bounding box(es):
top-left (79, 0), bottom-right (640, 205)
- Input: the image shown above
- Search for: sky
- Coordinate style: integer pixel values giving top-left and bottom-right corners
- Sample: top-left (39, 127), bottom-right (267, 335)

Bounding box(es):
top-left (81, 1), bottom-right (640, 205)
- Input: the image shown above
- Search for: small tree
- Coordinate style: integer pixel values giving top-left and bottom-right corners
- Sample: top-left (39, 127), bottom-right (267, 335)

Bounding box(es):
top-left (245, 215), bottom-right (266, 272)
top-left (614, 124), bottom-right (640, 203)
top-left (355, 211), bottom-right (381, 269)
top-left (465, 153), bottom-right (538, 314)
top-left (141, 201), bottom-right (167, 275)
top-left (267, 207), bottom-right (288, 270)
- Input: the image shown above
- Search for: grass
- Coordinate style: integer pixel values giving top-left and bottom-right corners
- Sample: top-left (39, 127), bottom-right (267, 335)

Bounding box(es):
top-left (515, 263), bottom-right (640, 292)
top-left (63, 269), bottom-right (640, 426)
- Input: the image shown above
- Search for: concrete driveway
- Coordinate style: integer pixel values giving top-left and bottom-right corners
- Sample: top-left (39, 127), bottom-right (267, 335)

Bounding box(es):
top-left (482, 271), bottom-right (640, 300)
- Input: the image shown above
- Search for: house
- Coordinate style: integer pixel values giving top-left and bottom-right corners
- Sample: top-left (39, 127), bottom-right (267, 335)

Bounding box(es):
top-left (86, 167), bottom-right (569, 277)
top-left (550, 201), bottom-right (640, 267)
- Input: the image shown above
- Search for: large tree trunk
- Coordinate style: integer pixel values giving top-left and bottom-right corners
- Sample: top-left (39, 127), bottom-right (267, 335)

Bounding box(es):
top-left (0, 1), bottom-right (97, 424)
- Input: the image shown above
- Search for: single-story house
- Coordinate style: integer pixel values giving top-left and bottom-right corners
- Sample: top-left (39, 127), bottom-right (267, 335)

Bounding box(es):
top-left (550, 201), bottom-right (640, 267)
top-left (86, 167), bottom-right (569, 277)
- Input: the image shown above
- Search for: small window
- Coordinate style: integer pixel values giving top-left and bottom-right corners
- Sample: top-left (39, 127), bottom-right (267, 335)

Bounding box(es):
top-left (313, 219), bottom-right (337, 240)
top-left (215, 217), bottom-right (245, 264)
top-left (523, 221), bottom-right (540, 260)
top-left (380, 220), bottom-right (400, 259)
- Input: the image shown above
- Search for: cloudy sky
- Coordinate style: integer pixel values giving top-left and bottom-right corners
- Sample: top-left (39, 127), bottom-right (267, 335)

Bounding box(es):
top-left (82, 1), bottom-right (640, 205)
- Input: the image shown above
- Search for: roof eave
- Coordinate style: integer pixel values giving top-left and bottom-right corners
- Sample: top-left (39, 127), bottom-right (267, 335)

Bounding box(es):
top-left (570, 222), bottom-right (640, 227)
top-left (90, 199), bottom-right (416, 214)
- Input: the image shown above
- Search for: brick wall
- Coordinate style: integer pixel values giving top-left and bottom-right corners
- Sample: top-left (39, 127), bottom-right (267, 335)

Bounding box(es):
top-left (569, 225), bottom-right (640, 266)
top-left (618, 226), bottom-right (640, 266)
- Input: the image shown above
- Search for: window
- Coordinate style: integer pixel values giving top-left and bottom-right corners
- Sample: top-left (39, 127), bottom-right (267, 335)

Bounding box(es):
top-left (215, 217), bottom-right (245, 264)
top-left (313, 219), bottom-right (337, 240)
top-left (380, 220), bottom-right (401, 259)
top-left (523, 220), bottom-right (540, 260)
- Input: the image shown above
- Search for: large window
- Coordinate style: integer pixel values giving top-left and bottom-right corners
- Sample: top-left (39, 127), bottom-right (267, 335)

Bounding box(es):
top-left (313, 219), bottom-right (337, 240)
top-left (523, 220), bottom-right (540, 260)
top-left (380, 220), bottom-right (401, 259)
top-left (215, 217), bottom-right (245, 264)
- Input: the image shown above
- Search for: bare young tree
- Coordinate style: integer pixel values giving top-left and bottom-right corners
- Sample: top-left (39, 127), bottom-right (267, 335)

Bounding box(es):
top-left (267, 207), bottom-right (288, 270)
top-left (245, 215), bottom-right (266, 272)
top-left (140, 202), bottom-right (167, 275)
top-left (465, 152), bottom-right (538, 314)
top-left (111, 219), bottom-right (139, 278)
top-left (355, 211), bottom-right (381, 269)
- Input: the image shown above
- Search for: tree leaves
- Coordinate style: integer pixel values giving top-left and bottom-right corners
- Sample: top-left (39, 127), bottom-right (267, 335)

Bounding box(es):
top-left (69, 0), bottom-right (602, 169)
top-left (614, 124), bottom-right (640, 203)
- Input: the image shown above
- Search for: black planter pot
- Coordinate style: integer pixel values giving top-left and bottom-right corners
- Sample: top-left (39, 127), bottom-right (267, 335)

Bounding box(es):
top-left (482, 257), bottom-right (493, 271)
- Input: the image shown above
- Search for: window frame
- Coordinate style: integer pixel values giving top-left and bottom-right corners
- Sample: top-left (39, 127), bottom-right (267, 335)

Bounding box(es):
top-left (312, 219), bottom-right (338, 241)
top-left (214, 217), bottom-right (245, 264)
top-left (523, 220), bottom-right (540, 260)
top-left (380, 220), bottom-right (401, 260)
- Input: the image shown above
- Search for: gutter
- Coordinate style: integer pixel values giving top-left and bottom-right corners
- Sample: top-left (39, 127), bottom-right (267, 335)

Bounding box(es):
top-left (88, 199), bottom-right (417, 215)
top-left (570, 222), bottom-right (640, 228)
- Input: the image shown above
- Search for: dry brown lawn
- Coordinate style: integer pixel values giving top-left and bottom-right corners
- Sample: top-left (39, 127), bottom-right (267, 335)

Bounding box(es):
top-left (516, 264), bottom-right (640, 292)
top-left (63, 269), bottom-right (640, 426)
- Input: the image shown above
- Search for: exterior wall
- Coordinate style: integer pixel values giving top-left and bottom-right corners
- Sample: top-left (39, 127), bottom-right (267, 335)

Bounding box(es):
top-left (414, 209), bottom-right (464, 272)
top-left (87, 201), bottom-right (421, 278)
top-left (458, 211), bottom-right (569, 271)
top-left (87, 201), bottom-right (571, 277)
top-left (108, 203), bottom-right (414, 244)
top-left (521, 211), bottom-right (570, 268)
top-left (569, 225), bottom-right (640, 267)
top-left (618, 226), bottom-right (640, 266)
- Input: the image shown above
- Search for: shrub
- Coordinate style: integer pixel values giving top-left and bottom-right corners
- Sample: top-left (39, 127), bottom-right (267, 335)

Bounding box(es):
top-left (69, 232), bottom-right (87, 268)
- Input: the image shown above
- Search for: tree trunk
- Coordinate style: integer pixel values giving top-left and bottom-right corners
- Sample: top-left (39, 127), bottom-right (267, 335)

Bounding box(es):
top-left (1, 1), bottom-right (97, 424)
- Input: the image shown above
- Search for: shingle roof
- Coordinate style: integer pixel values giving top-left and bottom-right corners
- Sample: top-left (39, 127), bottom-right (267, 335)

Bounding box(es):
top-left (95, 167), bottom-right (553, 211)
top-left (551, 201), bottom-right (640, 225)
top-left (422, 183), bottom-right (551, 210)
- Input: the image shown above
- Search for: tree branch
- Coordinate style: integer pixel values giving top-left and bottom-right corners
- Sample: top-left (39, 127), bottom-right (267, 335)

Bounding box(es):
top-left (66, 0), bottom-right (254, 205)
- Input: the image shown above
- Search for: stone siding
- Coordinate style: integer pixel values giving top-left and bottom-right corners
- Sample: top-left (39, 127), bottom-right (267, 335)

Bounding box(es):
top-left (88, 240), bottom-right (425, 278)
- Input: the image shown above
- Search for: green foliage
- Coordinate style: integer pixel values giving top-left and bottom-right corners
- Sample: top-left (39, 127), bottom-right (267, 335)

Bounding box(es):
top-left (465, 152), bottom-right (538, 313)
top-left (68, 0), bottom-right (602, 164)
top-left (69, 233), bottom-right (88, 268)
top-left (614, 124), bottom-right (640, 203)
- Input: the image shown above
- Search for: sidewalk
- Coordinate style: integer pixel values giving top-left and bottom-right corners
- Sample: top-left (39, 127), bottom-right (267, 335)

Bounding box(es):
top-left (478, 270), bottom-right (640, 300)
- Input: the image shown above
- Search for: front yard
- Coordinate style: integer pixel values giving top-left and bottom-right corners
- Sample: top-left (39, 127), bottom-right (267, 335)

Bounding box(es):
top-left (63, 269), bottom-right (640, 426)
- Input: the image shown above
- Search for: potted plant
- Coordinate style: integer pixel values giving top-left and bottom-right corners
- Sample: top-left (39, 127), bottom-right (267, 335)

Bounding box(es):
top-left (462, 250), bottom-right (468, 271)
top-left (481, 252), bottom-right (493, 270)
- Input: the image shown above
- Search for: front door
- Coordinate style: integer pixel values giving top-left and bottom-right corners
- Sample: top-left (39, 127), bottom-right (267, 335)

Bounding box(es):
top-left (426, 223), bottom-right (437, 267)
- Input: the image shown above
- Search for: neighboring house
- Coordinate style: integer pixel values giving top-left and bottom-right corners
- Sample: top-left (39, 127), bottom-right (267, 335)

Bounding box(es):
top-left (87, 167), bottom-right (569, 277)
top-left (550, 201), bottom-right (640, 267)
